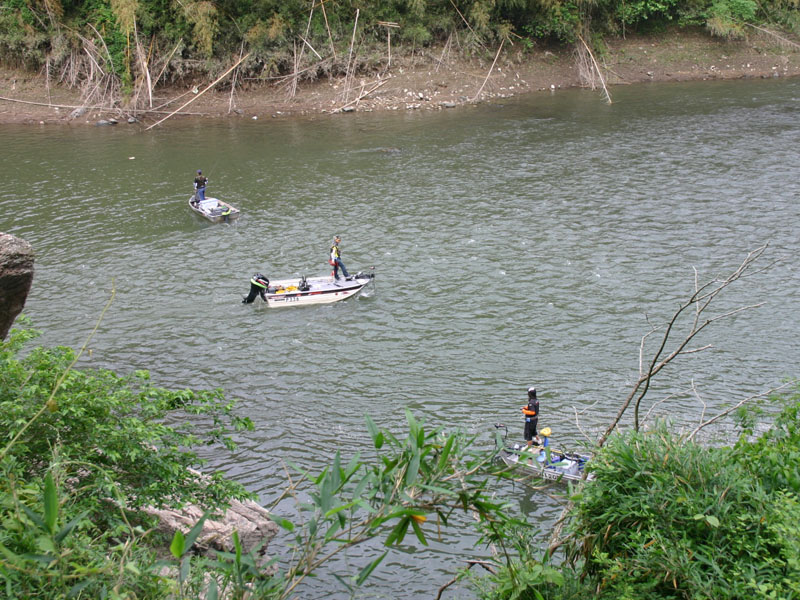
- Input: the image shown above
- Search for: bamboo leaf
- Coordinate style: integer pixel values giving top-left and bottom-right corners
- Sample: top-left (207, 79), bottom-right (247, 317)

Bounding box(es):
top-left (437, 434), bottom-right (456, 471)
top-left (271, 514), bottom-right (295, 532)
top-left (180, 554), bottom-right (191, 582)
top-left (206, 578), bottom-right (219, 600)
top-left (67, 580), bottom-right (92, 597)
top-left (405, 408), bottom-right (418, 440)
top-left (324, 500), bottom-right (360, 518)
top-left (233, 530), bottom-right (241, 566)
top-left (170, 530), bottom-right (185, 559)
top-left (365, 415), bottom-right (382, 448)
top-left (356, 551), bottom-right (388, 586)
top-left (385, 516), bottom-right (410, 546)
top-left (183, 514), bottom-right (208, 553)
top-left (410, 517), bottom-right (428, 546)
top-left (405, 448), bottom-right (420, 486)
top-left (55, 511), bottom-right (87, 544)
top-left (43, 471), bottom-right (58, 536)
top-left (21, 505), bottom-right (45, 532)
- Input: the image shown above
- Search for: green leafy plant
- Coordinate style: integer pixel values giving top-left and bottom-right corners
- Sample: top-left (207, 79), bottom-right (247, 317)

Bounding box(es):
top-left (0, 317), bottom-right (253, 598)
top-left (565, 420), bottom-right (800, 599)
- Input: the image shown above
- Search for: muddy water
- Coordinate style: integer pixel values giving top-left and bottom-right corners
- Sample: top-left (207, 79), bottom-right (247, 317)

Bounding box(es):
top-left (3, 77), bottom-right (800, 598)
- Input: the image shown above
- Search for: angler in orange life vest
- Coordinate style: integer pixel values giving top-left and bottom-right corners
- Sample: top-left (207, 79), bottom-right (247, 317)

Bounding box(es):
top-left (521, 386), bottom-right (539, 447)
top-left (242, 273), bottom-right (270, 304)
top-left (329, 235), bottom-right (350, 281)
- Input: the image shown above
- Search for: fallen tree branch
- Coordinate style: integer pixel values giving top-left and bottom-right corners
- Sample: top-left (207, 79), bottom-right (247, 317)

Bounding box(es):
top-left (145, 53), bottom-right (250, 130)
top-left (745, 23), bottom-right (800, 50)
top-left (334, 78), bottom-right (386, 111)
top-left (435, 560), bottom-right (496, 600)
top-left (684, 381), bottom-right (796, 442)
top-left (471, 39), bottom-right (504, 102)
top-left (577, 33), bottom-right (612, 104)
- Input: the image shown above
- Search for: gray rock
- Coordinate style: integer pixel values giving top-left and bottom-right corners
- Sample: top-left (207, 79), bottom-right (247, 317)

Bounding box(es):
top-left (142, 469), bottom-right (279, 569)
top-left (69, 107), bottom-right (87, 120)
top-left (127, 117), bottom-right (138, 124)
top-left (143, 497), bottom-right (279, 568)
top-left (0, 233), bottom-right (34, 340)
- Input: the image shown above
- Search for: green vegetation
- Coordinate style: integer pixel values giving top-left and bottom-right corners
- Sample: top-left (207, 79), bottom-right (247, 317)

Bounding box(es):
top-left (0, 322), bottom-right (255, 598)
top-left (2, 318), bottom-right (799, 598)
top-left (0, 322), bottom-right (528, 598)
top-left (475, 387), bottom-right (800, 600)
top-left (1, 0), bottom-right (797, 99)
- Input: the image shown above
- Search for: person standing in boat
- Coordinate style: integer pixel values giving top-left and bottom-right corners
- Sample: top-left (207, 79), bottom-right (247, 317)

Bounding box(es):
top-left (329, 235), bottom-right (350, 281)
top-left (193, 169), bottom-right (208, 204)
top-left (521, 386), bottom-right (539, 447)
top-left (242, 273), bottom-right (270, 304)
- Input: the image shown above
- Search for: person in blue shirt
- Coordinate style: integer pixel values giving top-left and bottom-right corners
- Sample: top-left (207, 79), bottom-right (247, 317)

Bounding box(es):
top-left (193, 170), bottom-right (208, 203)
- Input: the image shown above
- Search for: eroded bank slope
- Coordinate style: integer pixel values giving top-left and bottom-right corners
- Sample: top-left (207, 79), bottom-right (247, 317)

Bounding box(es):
top-left (1, 29), bottom-right (798, 125)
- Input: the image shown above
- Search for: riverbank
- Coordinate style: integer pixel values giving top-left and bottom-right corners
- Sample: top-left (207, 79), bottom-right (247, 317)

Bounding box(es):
top-left (1, 28), bottom-right (798, 126)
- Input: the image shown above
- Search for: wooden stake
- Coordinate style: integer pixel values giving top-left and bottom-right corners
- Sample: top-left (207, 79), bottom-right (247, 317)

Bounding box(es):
top-left (344, 9), bottom-right (360, 103)
top-left (145, 53), bottom-right (250, 130)
top-left (320, 0), bottom-right (336, 60)
top-left (229, 42), bottom-right (245, 114)
top-left (377, 21), bottom-right (399, 74)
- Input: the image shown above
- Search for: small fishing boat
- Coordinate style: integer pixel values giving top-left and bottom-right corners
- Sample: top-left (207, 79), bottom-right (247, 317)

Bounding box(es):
top-left (494, 425), bottom-right (594, 483)
top-left (265, 270), bottom-right (375, 308)
top-left (189, 196), bottom-right (240, 223)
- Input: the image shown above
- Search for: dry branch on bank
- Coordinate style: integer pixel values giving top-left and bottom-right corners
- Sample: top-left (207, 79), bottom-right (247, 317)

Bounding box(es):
top-left (144, 53), bottom-right (250, 129)
top-left (547, 245), bottom-right (781, 554)
top-left (576, 34), bottom-right (612, 104)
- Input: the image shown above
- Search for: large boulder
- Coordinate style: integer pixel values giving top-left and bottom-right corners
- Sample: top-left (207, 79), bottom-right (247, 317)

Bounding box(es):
top-left (0, 233), bottom-right (34, 340)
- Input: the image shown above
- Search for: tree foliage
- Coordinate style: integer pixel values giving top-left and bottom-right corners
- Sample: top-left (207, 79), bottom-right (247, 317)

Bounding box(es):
top-left (0, 324), bottom-right (254, 597)
top-left (560, 396), bottom-right (800, 600)
top-left (0, 0), bottom-right (796, 90)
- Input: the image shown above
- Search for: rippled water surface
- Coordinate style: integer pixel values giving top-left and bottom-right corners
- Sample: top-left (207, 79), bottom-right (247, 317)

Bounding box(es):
top-left (3, 77), bottom-right (800, 598)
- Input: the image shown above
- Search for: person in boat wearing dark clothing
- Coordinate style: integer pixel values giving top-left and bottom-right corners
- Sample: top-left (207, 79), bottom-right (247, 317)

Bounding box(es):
top-left (329, 235), bottom-right (350, 281)
top-left (242, 273), bottom-right (270, 303)
top-left (193, 169), bottom-right (208, 203)
top-left (521, 386), bottom-right (539, 447)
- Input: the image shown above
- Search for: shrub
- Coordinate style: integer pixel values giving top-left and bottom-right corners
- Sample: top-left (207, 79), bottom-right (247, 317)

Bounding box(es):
top-left (567, 423), bottom-right (800, 599)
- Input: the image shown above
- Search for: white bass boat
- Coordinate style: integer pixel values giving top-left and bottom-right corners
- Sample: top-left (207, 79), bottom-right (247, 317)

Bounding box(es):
top-left (265, 270), bottom-right (375, 307)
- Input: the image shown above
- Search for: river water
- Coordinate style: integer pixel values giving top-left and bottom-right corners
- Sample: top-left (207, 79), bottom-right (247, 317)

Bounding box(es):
top-left (3, 77), bottom-right (800, 598)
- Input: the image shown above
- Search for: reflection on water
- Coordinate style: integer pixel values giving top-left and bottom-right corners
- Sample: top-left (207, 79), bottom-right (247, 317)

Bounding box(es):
top-left (3, 77), bottom-right (800, 598)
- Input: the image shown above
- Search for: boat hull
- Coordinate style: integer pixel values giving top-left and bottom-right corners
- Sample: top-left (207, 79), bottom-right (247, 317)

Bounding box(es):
top-left (265, 273), bottom-right (374, 308)
top-left (499, 444), bottom-right (593, 483)
top-left (189, 196), bottom-right (240, 223)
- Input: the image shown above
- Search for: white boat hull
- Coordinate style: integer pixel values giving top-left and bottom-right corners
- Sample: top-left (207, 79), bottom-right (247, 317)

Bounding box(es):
top-left (265, 272), bottom-right (374, 308)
